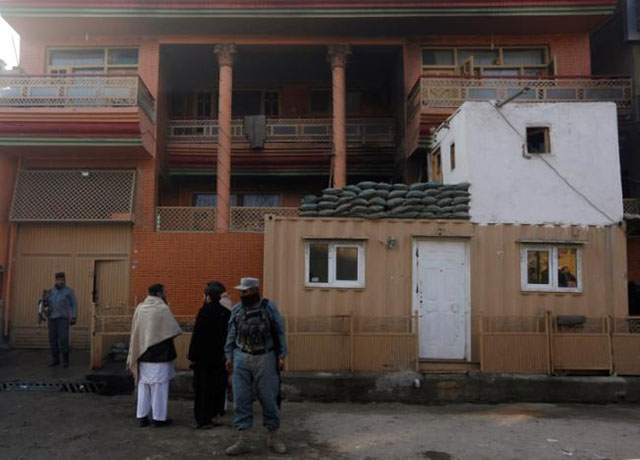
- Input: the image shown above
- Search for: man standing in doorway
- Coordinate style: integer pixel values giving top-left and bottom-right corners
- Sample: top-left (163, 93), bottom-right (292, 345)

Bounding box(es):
top-left (45, 272), bottom-right (77, 368)
top-left (225, 277), bottom-right (288, 456)
top-left (127, 284), bottom-right (182, 427)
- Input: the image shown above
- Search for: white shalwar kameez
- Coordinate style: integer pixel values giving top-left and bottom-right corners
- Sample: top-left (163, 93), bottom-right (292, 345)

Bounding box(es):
top-left (136, 361), bottom-right (175, 421)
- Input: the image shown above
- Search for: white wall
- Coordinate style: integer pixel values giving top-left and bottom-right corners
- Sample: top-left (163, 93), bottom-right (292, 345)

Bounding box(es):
top-left (434, 101), bottom-right (623, 226)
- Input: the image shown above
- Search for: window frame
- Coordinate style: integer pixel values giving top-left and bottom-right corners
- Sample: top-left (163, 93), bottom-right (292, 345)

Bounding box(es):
top-left (421, 45), bottom-right (551, 76)
top-left (520, 244), bottom-right (582, 293)
top-left (304, 240), bottom-right (366, 289)
top-left (47, 47), bottom-right (139, 74)
top-left (526, 126), bottom-right (551, 155)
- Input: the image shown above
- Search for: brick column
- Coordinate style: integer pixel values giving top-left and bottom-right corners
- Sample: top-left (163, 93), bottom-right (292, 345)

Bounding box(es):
top-left (328, 44), bottom-right (351, 189)
top-left (214, 44), bottom-right (236, 233)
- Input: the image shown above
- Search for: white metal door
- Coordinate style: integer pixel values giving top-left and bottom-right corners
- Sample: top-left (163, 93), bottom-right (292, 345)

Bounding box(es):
top-left (414, 240), bottom-right (469, 360)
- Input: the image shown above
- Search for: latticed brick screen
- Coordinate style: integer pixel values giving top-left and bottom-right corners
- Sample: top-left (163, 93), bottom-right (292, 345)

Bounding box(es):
top-left (156, 206), bottom-right (298, 232)
top-left (10, 170), bottom-right (136, 222)
top-left (231, 207), bottom-right (299, 232)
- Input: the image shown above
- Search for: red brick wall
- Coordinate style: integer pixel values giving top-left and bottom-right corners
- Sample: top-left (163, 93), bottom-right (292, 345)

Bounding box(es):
top-left (628, 237), bottom-right (640, 283)
top-left (129, 232), bottom-right (264, 316)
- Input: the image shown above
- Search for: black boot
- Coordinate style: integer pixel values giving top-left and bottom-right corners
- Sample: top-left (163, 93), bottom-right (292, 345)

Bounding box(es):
top-left (62, 353), bottom-right (69, 368)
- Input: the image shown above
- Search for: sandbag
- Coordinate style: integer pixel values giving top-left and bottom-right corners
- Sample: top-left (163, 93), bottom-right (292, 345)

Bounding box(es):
top-left (320, 194), bottom-right (339, 202)
top-left (367, 212), bottom-right (388, 219)
top-left (386, 198), bottom-right (405, 208)
top-left (359, 189), bottom-right (378, 199)
top-left (367, 205), bottom-right (385, 213)
top-left (388, 190), bottom-right (407, 199)
top-left (406, 190), bottom-right (426, 199)
top-left (368, 197), bottom-right (387, 207)
top-left (408, 183), bottom-right (426, 191)
top-left (452, 196), bottom-right (470, 205)
top-left (335, 203), bottom-right (352, 214)
top-left (351, 205), bottom-right (367, 214)
top-left (392, 183), bottom-right (409, 190)
top-left (351, 198), bottom-right (368, 207)
top-left (454, 182), bottom-right (470, 191)
top-left (343, 185), bottom-right (362, 194)
top-left (300, 203), bottom-right (318, 211)
top-left (375, 183), bottom-right (393, 191)
top-left (299, 211), bottom-right (318, 217)
top-left (437, 198), bottom-right (453, 207)
top-left (318, 201), bottom-right (338, 209)
top-left (405, 198), bottom-right (423, 206)
top-left (318, 209), bottom-right (336, 216)
top-left (421, 197), bottom-right (437, 205)
top-left (301, 194), bottom-right (319, 203)
top-left (357, 181), bottom-right (377, 190)
top-left (322, 188), bottom-right (341, 196)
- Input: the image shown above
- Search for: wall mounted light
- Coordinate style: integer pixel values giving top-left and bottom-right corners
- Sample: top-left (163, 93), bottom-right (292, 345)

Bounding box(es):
top-left (80, 171), bottom-right (90, 178)
top-left (386, 237), bottom-right (397, 249)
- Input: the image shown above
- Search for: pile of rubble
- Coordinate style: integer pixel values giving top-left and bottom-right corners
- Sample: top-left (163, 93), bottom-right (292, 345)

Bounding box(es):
top-left (299, 181), bottom-right (471, 219)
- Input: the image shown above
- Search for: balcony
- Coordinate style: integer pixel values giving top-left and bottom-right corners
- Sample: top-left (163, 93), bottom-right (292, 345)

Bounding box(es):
top-left (419, 75), bottom-right (632, 116)
top-left (155, 206), bottom-right (299, 233)
top-left (0, 74), bottom-right (156, 157)
top-left (407, 74), bottom-right (633, 155)
top-left (167, 117), bottom-right (395, 144)
top-left (0, 74), bottom-right (155, 119)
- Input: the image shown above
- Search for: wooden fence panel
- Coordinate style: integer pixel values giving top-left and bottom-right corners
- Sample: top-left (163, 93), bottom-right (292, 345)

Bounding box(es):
top-left (552, 335), bottom-right (612, 372)
top-left (174, 333), bottom-right (192, 371)
top-left (353, 334), bottom-right (418, 372)
top-left (286, 334), bottom-right (350, 371)
top-left (612, 335), bottom-right (640, 375)
top-left (481, 333), bottom-right (549, 374)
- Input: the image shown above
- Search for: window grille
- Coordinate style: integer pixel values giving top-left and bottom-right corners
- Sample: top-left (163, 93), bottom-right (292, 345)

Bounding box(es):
top-left (10, 170), bottom-right (136, 222)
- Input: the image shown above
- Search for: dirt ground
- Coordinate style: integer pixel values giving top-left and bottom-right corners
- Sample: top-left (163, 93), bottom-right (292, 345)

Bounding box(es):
top-left (1, 391), bottom-right (640, 460)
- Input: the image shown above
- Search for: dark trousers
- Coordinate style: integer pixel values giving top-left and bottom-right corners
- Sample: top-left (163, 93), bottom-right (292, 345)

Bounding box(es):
top-left (193, 364), bottom-right (227, 425)
top-left (47, 318), bottom-right (70, 362)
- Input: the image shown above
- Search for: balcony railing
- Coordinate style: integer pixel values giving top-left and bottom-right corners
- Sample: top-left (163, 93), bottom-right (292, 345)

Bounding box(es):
top-left (624, 198), bottom-right (640, 215)
top-left (167, 117), bottom-right (395, 143)
top-left (420, 75), bottom-right (632, 117)
top-left (155, 206), bottom-right (299, 233)
top-left (0, 74), bottom-right (156, 121)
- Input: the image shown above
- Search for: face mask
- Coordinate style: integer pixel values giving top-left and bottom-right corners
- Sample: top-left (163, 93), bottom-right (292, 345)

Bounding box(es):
top-left (240, 293), bottom-right (260, 307)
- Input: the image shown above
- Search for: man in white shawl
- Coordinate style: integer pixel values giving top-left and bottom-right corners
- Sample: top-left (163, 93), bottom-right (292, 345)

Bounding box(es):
top-left (127, 283), bottom-right (182, 427)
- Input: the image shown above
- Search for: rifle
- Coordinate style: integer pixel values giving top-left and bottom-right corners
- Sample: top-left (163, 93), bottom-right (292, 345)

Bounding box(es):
top-left (37, 289), bottom-right (49, 324)
top-left (263, 298), bottom-right (283, 409)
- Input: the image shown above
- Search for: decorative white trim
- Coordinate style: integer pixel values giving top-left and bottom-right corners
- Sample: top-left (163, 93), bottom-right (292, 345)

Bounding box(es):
top-left (305, 240), bottom-right (366, 289)
top-left (520, 244), bottom-right (582, 293)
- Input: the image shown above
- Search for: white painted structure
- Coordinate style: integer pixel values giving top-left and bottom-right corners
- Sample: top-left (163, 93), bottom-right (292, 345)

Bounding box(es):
top-left (413, 239), bottom-right (470, 360)
top-left (433, 102), bottom-right (623, 226)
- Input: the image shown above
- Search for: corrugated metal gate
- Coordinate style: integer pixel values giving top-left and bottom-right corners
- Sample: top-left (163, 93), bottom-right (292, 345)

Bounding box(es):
top-left (10, 224), bottom-right (131, 348)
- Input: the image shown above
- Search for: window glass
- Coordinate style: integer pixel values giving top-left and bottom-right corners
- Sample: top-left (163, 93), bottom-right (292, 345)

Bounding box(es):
top-left (422, 49), bottom-right (454, 66)
top-left (346, 91), bottom-right (362, 114)
top-left (232, 90), bottom-right (262, 117)
top-left (309, 243), bottom-right (329, 283)
top-left (527, 250), bottom-right (550, 285)
top-left (196, 92), bottom-right (212, 118)
top-left (50, 49), bottom-right (105, 67)
top-left (459, 49), bottom-right (499, 66)
top-left (193, 193), bottom-right (238, 207)
top-left (310, 90), bottom-right (330, 113)
top-left (108, 48), bottom-right (139, 66)
top-left (557, 248), bottom-right (578, 288)
top-left (503, 49), bottom-right (546, 66)
top-left (336, 246), bottom-right (359, 281)
top-left (263, 91), bottom-right (279, 116)
top-left (527, 127), bottom-right (550, 154)
top-left (242, 194), bottom-right (280, 207)
top-left (482, 68), bottom-right (520, 77)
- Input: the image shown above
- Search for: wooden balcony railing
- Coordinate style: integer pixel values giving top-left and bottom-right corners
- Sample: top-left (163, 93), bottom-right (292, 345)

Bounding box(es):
top-left (167, 117), bottom-right (395, 143)
top-left (155, 206), bottom-right (299, 233)
top-left (420, 75), bottom-right (632, 117)
top-left (0, 74), bottom-right (156, 121)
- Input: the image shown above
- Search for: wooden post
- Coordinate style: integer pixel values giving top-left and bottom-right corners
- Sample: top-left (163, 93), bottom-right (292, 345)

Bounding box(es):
top-left (284, 315), bottom-right (289, 372)
top-left (546, 310), bottom-right (553, 376)
top-left (606, 316), bottom-right (614, 375)
top-left (479, 315), bottom-right (485, 373)
top-left (349, 314), bottom-right (354, 372)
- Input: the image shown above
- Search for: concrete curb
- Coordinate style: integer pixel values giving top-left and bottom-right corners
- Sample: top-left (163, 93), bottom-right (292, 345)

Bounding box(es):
top-left (167, 371), bottom-right (640, 404)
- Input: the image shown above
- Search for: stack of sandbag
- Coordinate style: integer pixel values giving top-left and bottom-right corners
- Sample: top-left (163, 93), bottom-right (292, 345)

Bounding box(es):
top-left (299, 181), bottom-right (471, 220)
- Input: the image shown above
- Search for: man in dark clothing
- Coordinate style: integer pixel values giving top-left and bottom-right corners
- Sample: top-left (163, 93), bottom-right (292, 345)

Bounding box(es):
top-left (188, 281), bottom-right (231, 429)
top-left (44, 272), bottom-right (78, 367)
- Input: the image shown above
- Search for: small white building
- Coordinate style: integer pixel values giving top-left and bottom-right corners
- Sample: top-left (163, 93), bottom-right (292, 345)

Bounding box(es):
top-left (432, 101), bottom-right (623, 226)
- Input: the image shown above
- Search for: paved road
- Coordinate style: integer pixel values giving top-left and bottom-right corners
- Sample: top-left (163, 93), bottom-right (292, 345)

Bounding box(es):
top-left (0, 391), bottom-right (639, 459)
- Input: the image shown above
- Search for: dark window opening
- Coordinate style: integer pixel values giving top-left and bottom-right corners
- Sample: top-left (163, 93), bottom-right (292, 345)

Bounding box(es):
top-left (527, 127), bottom-right (550, 154)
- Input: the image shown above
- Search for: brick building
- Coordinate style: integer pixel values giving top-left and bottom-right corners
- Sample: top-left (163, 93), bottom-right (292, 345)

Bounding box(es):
top-left (0, 1), bottom-right (630, 356)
